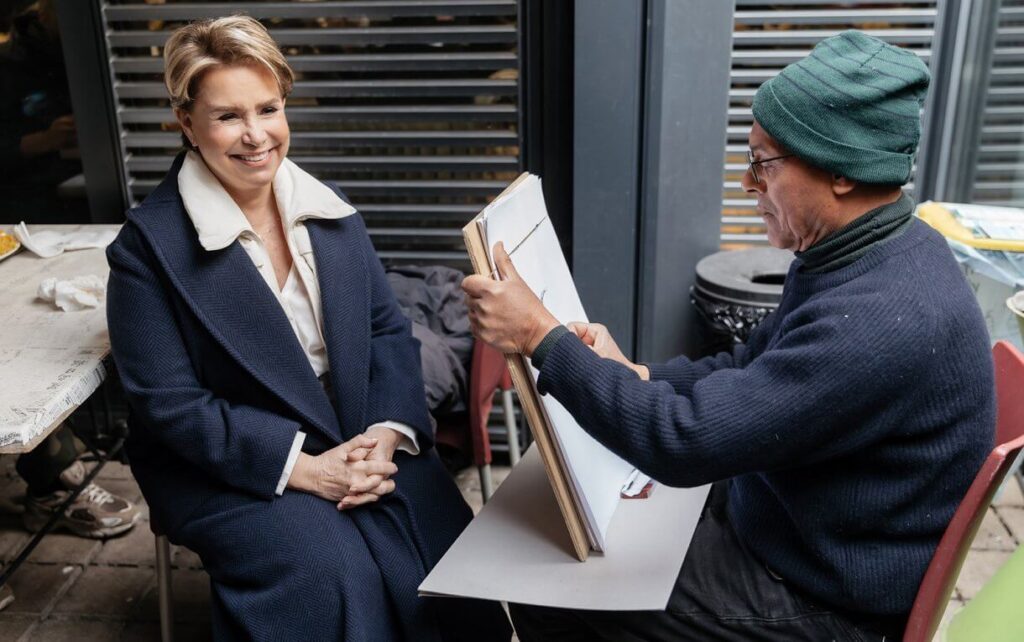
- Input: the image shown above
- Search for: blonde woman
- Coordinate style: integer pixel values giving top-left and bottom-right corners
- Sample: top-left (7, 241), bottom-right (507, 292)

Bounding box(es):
top-left (106, 16), bottom-right (510, 641)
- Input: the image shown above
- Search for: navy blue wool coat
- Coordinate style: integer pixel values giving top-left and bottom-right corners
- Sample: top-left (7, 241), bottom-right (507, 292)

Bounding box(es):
top-left (106, 155), bottom-right (511, 642)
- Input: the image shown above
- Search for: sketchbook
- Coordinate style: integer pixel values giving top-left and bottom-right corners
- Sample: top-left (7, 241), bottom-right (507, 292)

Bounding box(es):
top-left (463, 173), bottom-right (637, 559)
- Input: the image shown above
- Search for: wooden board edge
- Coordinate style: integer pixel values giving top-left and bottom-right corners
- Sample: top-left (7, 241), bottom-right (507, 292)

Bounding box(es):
top-left (462, 203), bottom-right (591, 562)
top-left (503, 354), bottom-right (591, 561)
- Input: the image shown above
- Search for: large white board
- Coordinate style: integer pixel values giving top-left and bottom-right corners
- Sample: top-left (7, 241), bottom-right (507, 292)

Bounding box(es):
top-left (477, 175), bottom-right (635, 550)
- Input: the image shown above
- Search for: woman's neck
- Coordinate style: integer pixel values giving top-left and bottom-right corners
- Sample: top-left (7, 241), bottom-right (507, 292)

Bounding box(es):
top-left (229, 184), bottom-right (279, 231)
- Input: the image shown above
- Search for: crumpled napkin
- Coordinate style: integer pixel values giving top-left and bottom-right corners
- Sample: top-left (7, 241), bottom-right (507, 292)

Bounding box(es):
top-left (1011, 291), bottom-right (1024, 316)
top-left (14, 222), bottom-right (117, 259)
top-left (37, 275), bottom-right (106, 311)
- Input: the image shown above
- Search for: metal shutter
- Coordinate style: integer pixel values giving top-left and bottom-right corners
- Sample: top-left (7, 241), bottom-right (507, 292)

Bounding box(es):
top-left (972, 0), bottom-right (1024, 206)
top-left (102, 0), bottom-right (520, 266)
top-left (724, 1), bottom-right (939, 248)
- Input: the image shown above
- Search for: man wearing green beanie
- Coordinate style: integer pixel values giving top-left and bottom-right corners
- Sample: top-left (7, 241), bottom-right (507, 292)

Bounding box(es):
top-left (462, 31), bottom-right (994, 640)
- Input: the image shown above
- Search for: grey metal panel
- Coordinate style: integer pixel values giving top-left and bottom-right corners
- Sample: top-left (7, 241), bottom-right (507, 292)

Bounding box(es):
top-left (972, 181), bottom-right (1024, 191)
top-left (124, 130), bottom-right (518, 148)
top-left (572, 0), bottom-right (645, 358)
top-left (376, 250), bottom-right (468, 262)
top-left (636, 0), bottom-right (735, 361)
top-left (103, 1), bottom-right (516, 21)
top-left (366, 227), bottom-right (463, 237)
top-left (357, 203), bottom-right (481, 218)
top-left (731, 28), bottom-right (933, 46)
top-left (731, 49), bottom-right (932, 65)
top-left (738, 0), bottom-right (934, 4)
top-left (111, 52), bottom-right (517, 74)
top-left (130, 180), bottom-right (506, 200)
top-left (721, 233), bottom-right (770, 243)
top-left (976, 163), bottom-right (1024, 174)
top-left (107, 25), bottom-right (517, 47)
top-left (984, 86), bottom-right (1024, 102)
top-left (114, 79), bottom-right (517, 99)
top-left (125, 154), bottom-right (517, 173)
top-left (734, 8), bottom-right (936, 25)
top-left (967, 0), bottom-right (1024, 207)
top-left (317, 180), bottom-right (508, 196)
top-left (118, 105), bottom-right (517, 124)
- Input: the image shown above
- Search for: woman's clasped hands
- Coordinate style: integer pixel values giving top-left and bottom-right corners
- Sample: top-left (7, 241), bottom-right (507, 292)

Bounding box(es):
top-left (288, 426), bottom-right (404, 510)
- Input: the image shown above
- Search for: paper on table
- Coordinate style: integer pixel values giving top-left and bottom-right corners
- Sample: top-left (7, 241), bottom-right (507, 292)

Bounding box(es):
top-left (0, 231), bottom-right (113, 451)
top-left (478, 175), bottom-right (635, 551)
top-left (14, 222), bottom-right (118, 259)
top-left (419, 446), bottom-right (710, 610)
top-left (36, 275), bottom-right (106, 311)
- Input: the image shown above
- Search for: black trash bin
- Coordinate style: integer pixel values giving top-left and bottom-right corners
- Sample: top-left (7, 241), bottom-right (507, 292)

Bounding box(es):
top-left (691, 247), bottom-right (794, 354)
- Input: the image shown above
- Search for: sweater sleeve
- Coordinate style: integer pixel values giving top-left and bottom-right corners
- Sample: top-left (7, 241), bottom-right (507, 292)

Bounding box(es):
top-left (536, 309), bottom-right (923, 488)
top-left (645, 343), bottom-right (750, 396)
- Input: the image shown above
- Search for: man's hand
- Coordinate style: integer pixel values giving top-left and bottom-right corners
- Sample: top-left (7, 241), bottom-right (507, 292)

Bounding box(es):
top-left (462, 242), bottom-right (560, 356)
top-left (288, 434), bottom-right (398, 508)
top-left (568, 322), bottom-right (649, 380)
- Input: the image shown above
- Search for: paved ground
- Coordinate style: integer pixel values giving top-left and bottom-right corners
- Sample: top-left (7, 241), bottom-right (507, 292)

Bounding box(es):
top-left (0, 454), bottom-right (1017, 641)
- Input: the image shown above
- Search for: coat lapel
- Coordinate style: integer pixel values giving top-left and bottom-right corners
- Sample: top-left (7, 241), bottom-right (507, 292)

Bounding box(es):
top-left (131, 167), bottom-right (342, 444)
top-left (307, 217), bottom-right (370, 439)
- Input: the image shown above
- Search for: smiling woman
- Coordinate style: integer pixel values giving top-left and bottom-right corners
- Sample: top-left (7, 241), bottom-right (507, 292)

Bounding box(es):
top-left (104, 15), bottom-right (511, 642)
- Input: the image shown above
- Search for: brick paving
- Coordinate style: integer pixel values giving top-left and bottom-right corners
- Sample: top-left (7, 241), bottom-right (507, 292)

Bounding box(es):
top-left (0, 453), bottom-right (1017, 641)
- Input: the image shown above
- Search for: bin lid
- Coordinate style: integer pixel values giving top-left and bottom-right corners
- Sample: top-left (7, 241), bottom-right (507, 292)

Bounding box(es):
top-left (694, 247), bottom-right (794, 307)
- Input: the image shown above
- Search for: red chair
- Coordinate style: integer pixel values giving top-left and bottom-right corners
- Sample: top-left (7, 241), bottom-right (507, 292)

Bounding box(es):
top-left (903, 340), bottom-right (1024, 642)
top-left (469, 340), bottom-right (522, 502)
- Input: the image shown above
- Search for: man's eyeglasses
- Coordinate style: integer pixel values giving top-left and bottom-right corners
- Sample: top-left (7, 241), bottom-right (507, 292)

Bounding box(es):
top-left (747, 150), bottom-right (793, 184)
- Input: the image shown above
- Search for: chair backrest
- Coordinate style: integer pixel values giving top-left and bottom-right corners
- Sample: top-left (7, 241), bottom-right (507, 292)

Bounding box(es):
top-left (467, 340), bottom-right (513, 467)
top-left (903, 341), bottom-right (1024, 642)
top-left (995, 341), bottom-right (1024, 447)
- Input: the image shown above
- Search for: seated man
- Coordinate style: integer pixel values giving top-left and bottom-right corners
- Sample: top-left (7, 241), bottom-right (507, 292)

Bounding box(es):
top-left (463, 31), bottom-right (994, 640)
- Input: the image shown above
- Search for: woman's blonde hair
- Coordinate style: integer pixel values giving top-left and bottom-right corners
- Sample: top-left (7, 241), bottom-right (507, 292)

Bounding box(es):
top-left (163, 15), bottom-right (294, 114)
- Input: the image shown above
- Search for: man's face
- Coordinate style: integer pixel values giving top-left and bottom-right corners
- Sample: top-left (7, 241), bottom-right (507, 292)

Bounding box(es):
top-left (741, 121), bottom-right (833, 252)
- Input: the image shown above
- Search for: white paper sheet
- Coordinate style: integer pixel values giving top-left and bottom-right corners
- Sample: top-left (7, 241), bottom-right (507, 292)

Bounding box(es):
top-left (13, 222), bottom-right (118, 259)
top-left (419, 446), bottom-right (710, 610)
top-left (477, 175), bottom-right (636, 551)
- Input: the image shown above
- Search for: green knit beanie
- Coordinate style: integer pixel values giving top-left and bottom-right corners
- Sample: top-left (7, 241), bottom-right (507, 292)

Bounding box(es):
top-left (751, 30), bottom-right (930, 185)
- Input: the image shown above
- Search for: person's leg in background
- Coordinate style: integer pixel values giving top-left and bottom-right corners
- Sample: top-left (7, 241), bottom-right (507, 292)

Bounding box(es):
top-left (17, 422), bottom-right (140, 537)
top-left (0, 422), bottom-right (141, 611)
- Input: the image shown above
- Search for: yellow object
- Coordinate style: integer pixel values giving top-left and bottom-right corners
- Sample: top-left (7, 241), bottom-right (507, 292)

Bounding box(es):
top-left (0, 231), bottom-right (20, 256)
top-left (916, 202), bottom-right (1024, 252)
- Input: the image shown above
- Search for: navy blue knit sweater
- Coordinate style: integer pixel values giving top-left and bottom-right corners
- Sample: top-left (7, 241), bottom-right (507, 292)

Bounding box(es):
top-left (536, 218), bottom-right (994, 616)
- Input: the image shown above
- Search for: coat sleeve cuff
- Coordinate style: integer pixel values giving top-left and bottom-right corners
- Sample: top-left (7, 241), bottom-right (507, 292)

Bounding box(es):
top-left (275, 432), bottom-right (307, 495)
top-left (370, 421), bottom-right (421, 455)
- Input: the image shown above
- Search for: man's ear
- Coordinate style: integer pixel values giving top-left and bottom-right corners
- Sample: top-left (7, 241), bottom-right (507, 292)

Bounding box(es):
top-left (832, 174), bottom-right (856, 196)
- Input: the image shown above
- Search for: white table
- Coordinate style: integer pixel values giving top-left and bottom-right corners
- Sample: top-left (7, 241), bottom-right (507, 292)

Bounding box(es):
top-left (0, 224), bottom-right (119, 454)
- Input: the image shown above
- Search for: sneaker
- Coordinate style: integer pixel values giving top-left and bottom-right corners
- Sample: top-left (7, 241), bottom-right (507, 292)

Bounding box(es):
top-left (22, 460), bottom-right (141, 539)
top-left (0, 585), bottom-right (13, 612)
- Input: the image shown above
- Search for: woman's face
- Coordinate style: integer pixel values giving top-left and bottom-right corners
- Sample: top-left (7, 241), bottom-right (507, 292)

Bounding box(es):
top-left (177, 63), bottom-right (289, 201)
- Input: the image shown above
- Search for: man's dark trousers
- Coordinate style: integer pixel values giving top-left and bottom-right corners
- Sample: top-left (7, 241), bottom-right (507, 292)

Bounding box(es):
top-left (510, 484), bottom-right (904, 642)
